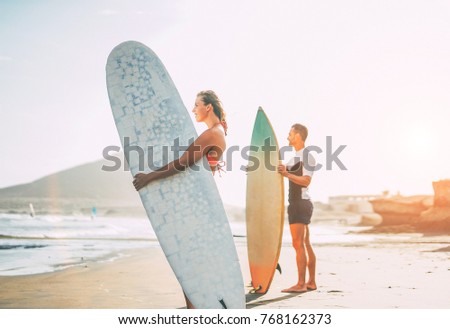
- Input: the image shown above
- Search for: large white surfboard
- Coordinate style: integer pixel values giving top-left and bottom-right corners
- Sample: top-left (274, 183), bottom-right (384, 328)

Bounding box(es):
top-left (106, 41), bottom-right (245, 309)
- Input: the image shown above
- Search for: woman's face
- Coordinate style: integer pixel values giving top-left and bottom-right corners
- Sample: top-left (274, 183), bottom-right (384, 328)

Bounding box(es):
top-left (192, 96), bottom-right (209, 122)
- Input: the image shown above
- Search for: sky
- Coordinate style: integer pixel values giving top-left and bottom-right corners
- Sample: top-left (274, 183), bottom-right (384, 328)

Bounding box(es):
top-left (1, 0), bottom-right (449, 206)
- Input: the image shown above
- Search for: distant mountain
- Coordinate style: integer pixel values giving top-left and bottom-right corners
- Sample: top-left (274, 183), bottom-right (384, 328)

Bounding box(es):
top-left (0, 154), bottom-right (145, 215)
top-left (0, 155), bottom-right (138, 202)
top-left (0, 155), bottom-right (137, 200)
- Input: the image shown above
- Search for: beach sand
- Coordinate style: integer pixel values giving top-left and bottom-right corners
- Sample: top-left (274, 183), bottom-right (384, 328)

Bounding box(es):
top-left (1, 233), bottom-right (449, 309)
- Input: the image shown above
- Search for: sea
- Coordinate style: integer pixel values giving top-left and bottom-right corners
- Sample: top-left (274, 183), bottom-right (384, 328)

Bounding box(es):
top-left (0, 212), bottom-right (378, 276)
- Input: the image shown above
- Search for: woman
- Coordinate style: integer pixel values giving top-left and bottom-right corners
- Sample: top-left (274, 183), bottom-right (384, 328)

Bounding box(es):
top-left (132, 90), bottom-right (227, 308)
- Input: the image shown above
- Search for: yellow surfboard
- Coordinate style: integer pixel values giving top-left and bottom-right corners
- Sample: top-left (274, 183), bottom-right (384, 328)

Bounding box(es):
top-left (246, 108), bottom-right (284, 294)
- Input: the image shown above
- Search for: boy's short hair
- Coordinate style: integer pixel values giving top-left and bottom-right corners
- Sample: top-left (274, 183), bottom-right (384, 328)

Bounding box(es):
top-left (291, 123), bottom-right (308, 141)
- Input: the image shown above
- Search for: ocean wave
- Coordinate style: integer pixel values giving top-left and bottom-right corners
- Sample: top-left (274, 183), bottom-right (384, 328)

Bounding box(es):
top-left (0, 234), bottom-right (49, 239)
top-left (0, 213), bottom-right (93, 223)
top-left (0, 213), bottom-right (156, 240)
top-left (0, 243), bottom-right (48, 250)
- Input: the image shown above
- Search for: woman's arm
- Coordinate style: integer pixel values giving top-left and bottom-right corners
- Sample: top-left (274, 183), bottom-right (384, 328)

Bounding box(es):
top-left (133, 130), bottom-right (223, 190)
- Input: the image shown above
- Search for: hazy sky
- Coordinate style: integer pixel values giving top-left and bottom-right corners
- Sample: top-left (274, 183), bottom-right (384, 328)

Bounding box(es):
top-left (1, 0), bottom-right (449, 206)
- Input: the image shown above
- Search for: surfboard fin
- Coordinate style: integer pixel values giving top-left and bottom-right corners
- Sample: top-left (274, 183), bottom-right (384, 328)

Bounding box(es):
top-left (219, 299), bottom-right (227, 309)
top-left (276, 263), bottom-right (282, 274)
top-left (249, 285), bottom-right (262, 294)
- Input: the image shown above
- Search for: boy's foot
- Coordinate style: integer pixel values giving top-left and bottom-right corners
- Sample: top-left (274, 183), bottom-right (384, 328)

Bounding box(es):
top-left (306, 283), bottom-right (317, 291)
top-left (281, 284), bottom-right (307, 293)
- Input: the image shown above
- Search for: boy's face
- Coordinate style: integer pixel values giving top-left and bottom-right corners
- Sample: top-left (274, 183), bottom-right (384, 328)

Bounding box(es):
top-left (287, 128), bottom-right (299, 147)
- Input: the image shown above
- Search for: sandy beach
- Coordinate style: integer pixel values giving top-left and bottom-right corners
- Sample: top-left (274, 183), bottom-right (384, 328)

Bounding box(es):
top-left (1, 230), bottom-right (449, 309)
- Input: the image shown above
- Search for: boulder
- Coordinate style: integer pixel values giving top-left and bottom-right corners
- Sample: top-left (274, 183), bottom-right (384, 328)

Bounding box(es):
top-left (432, 180), bottom-right (450, 207)
top-left (369, 195), bottom-right (433, 226)
top-left (360, 213), bottom-right (383, 226)
top-left (418, 207), bottom-right (450, 233)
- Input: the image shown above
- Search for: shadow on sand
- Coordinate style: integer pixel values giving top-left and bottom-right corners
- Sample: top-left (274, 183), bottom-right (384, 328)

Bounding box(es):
top-left (245, 291), bottom-right (305, 309)
top-left (177, 292), bottom-right (305, 309)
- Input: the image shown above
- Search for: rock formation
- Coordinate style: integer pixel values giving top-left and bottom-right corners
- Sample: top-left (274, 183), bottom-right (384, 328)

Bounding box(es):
top-left (370, 179), bottom-right (450, 233)
top-left (432, 180), bottom-right (450, 207)
top-left (417, 180), bottom-right (450, 232)
top-left (370, 195), bottom-right (433, 226)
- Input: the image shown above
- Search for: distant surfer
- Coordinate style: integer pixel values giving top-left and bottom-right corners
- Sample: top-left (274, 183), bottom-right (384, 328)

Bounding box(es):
top-left (90, 206), bottom-right (97, 220)
top-left (278, 124), bottom-right (317, 293)
top-left (133, 90), bottom-right (228, 308)
top-left (29, 203), bottom-right (35, 218)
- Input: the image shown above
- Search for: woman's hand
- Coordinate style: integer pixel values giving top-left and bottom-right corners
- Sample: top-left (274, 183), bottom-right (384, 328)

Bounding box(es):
top-left (277, 164), bottom-right (289, 177)
top-left (133, 173), bottom-right (151, 191)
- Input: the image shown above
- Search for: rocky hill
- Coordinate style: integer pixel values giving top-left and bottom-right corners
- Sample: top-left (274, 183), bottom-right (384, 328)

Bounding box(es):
top-left (0, 155), bottom-right (144, 216)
